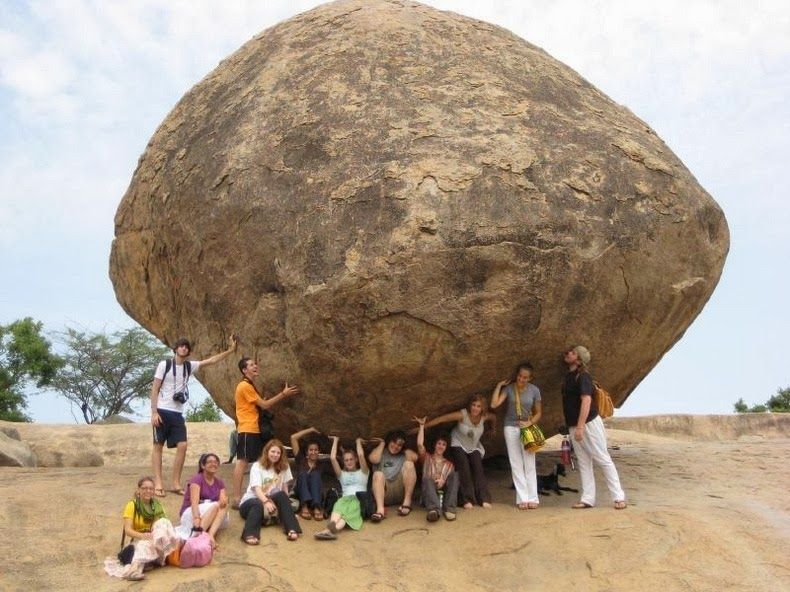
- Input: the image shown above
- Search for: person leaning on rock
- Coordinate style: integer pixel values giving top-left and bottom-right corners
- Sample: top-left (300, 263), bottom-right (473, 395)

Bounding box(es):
top-left (231, 357), bottom-right (299, 509)
top-left (368, 430), bottom-right (418, 521)
top-left (562, 345), bottom-right (627, 510)
top-left (150, 335), bottom-right (237, 498)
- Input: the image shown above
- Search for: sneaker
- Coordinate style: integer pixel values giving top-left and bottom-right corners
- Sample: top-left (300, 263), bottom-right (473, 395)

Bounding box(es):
top-left (426, 509), bottom-right (440, 522)
top-left (444, 511), bottom-right (457, 521)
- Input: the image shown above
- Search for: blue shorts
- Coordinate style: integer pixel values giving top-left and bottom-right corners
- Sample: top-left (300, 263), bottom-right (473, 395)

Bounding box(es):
top-left (153, 408), bottom-right (187, 448)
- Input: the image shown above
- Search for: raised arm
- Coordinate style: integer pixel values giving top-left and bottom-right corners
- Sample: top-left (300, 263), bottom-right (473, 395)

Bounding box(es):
top-left (424, 410), bottom-right (463, 429)
top-left (290, 426), bottom-right (319, 458)
top-left (356, 437), bottom-right (369, 473)
top-left (198, 334), bottom-right (238, 368)
top-left (367, 437), bottom-right (385, 465)
top-left (490, 379), bottom-right (510, 409)
top-left (257, 381), bottom-right (300, 410)
top-left (413, 416), bottom-right (427, 456)
top-left (329, 436), bottom-right (342, 477)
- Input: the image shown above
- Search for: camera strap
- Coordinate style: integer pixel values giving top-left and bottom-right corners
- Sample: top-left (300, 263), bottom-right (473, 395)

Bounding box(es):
top-left (164, 358), bottom-right (192, 398)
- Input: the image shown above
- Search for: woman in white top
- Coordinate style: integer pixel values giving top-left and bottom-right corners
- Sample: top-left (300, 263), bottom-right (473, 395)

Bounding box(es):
top-left (238, 439), bottom-right (302, 544)
top-left (422, 394), bottom-right (496, 509)
top-left (314, 436), bottom-right (370, 540)
top-left (491, 362), bottom-right (543, 510)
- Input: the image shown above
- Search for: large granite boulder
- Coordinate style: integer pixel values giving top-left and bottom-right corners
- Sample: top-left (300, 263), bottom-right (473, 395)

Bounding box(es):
top-left (0, 430), bottom-right (36, 467)
top-left (110, 0), bottom-right (728, 440)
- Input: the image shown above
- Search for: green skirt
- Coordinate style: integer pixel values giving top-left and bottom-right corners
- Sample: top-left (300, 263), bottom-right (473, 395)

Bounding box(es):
top-left (332, 495), bottom-right (363, 530)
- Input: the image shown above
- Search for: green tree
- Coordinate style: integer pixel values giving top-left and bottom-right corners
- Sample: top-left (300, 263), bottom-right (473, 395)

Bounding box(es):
top-left (0, 318), bottom-right (62, 422)
top-left (733, 387), bottom-right (789, 413)
top-left (765, 387), bottom-right (790, 412)
top-left (733, 398), bottom-right (749, 413)
top-left (185, 398), bottom-right (224, 422)
top-left (52, 327), bottom-right (170, 424)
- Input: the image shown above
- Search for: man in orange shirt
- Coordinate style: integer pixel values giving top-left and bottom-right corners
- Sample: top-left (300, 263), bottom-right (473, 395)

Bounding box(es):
top-left (231, 357), bottom-right (300, 509)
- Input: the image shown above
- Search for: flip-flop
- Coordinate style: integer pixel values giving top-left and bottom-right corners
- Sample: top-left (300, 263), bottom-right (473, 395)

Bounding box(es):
top-left (168, 488), bottom-right (185, 496)
top-left (370, 512), bottom-right (385, 523)
top-left (312, 508), bottom-right (324, 520)
top-left (397, 505), bottom-right (412, 516)
top-left (527, 503), bottom-right (539, 509)
top-left (314, 531), bottom-right (337, 540)
top-left (614, 500), bottom-right (627, 510)
top-left (572, 502), bottom-right (594, 509)
top-left (286, 530), bottom-right (299, 541)
top-left (242, 535), bottom-right (259, 546)
top-left (299, 508), bottom-right (312, 520)
top-left (154, 488), bottom-right (166, 498)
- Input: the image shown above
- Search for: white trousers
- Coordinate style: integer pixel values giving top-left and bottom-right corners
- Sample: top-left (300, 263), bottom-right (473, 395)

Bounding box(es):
top-left (177, 500), bottom-right (230, 539)
top-left (504, 426), bottom-right (539, 504)
top-left (570, 415), bottom-right (625, 506)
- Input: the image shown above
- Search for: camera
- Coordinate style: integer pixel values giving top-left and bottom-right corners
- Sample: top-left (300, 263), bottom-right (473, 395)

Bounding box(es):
top-left (173, 391), bottom-right (189, 404)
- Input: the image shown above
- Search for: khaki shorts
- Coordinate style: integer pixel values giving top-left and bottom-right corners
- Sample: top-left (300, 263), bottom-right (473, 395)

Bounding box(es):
top-left (383, 473), bottom-right (405, 505)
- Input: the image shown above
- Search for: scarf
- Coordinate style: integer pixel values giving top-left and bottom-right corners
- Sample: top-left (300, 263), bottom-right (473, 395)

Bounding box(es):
top-left (134, 496), bottom-right (166, 526)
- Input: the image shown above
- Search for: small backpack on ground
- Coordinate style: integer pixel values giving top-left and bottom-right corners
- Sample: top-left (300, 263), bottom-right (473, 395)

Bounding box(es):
top-left (593, 381), bottom-right (615, 419)
top-left (180, 530), bottom-right (213, 568)
top-left (322, 487), bottom-right (340, 516)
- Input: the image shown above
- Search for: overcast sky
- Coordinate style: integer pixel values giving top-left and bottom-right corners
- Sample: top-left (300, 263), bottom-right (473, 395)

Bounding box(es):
top-left (1, 0), bottom-right (788, 422)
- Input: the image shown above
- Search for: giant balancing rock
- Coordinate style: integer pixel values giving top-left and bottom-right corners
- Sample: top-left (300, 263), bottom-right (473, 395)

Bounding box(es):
top-left (109, 0), bottom-right (728, 439)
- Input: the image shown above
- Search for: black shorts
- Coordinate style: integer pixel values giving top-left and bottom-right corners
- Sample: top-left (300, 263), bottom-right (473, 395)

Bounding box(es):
top-left (237, 432), bottom-right (265, 462)
top-left (153, 409), bottom-right (187, 448)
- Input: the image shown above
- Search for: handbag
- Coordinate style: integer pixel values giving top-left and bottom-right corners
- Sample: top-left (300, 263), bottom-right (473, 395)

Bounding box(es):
top-left (514, 385), bottom-right (546, 452)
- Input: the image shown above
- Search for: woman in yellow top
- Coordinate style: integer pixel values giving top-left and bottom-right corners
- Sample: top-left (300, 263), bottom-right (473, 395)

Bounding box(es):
top-left (107, 476), bottom-right (179, 581)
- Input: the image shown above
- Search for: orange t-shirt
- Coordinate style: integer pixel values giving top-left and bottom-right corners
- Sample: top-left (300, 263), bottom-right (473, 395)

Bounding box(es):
top-left (235, 379), bottom-right (261, 433)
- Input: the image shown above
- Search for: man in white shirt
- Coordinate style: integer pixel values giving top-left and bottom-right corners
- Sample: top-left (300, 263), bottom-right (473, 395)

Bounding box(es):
top-left (150, 335), bottom-right (237, 497)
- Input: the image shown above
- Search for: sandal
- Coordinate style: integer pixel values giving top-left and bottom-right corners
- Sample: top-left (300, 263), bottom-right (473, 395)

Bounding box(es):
top-left (242, 535), bottom-right (259, 546)
top-left (527, 502), bottom-right (539, 510)
top-left (397, 505), bottom-right (412, 517)
top-left (614, 500), bottom-right (627, 510)
top-left (313, 507), bottom-right (324, 520)
top-left (168, 487), bottom-right (185, 496)
top-left (154, 488), bottom-right (166, 498)
top-left (572, 502), bottom-right (594, 509)
top-left (314, 530), bottom-right (337, 540)
top-left (300, 507), bottom-right (312, 520)
top-left (286, 530), bottom-right (299, 541)
top-left (370, 512), bottom-right (385, 523)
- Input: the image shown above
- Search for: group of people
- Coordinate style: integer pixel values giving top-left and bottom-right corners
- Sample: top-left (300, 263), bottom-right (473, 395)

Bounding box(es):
top-left (108, 337), bottom-right (626, 580)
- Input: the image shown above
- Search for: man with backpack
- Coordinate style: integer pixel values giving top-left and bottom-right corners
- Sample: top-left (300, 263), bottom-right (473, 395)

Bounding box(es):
top-left (150, 335), bottom-right (237, 498)
top-left (231, 356), bottom-right (299, 509)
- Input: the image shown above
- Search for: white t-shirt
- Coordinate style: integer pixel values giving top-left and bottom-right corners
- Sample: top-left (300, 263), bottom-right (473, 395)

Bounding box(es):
top-left (154, 359), bottom-right (202, 413)
top-left (240, 462), bottom-right (294, 505)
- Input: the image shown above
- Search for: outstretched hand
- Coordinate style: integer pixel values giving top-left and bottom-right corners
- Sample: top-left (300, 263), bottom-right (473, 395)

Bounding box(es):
top-left (282, 382), bottom-right (299, 397)
top-left (412, 416), bottom-right (427, 426)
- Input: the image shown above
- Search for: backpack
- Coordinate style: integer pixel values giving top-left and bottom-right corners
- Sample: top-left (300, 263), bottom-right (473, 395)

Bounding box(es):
top-left (322, 487), bottom-right (341, 516)
top-left (180, 530), bottom-right (213, 568)
top-left (163, 359), bottom-right (192, 380)
top-left (593, 381), bottom-right (615, 419)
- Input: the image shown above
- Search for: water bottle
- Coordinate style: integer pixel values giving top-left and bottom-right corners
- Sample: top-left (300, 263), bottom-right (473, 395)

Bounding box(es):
top-left (561, 436), bottom-right (571, 466)
top-left (438, 488), bottom-right (444, 510)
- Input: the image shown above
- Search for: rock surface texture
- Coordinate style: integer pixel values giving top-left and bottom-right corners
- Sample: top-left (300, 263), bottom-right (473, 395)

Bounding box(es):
top-left (110, 0), bottom-right (729, 439)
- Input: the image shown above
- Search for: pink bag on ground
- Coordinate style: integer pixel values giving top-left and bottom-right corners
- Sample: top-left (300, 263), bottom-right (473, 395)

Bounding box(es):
top-left (180, 531), bottom-right (213, 568)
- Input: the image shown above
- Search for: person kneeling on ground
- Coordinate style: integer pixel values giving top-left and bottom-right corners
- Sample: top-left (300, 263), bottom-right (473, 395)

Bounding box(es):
top-left (238, 439), bottom-right (302, 544)
top-left (414, 417), bottom-right (458, 522)
top-left (176, 453), bottom-right (229, 549)
top-left (315, 436), bottom-right (370, 540)
top-left (104, 476), bottom-right (179, 581)
top-left (368, 430), bottom-right (418, 521)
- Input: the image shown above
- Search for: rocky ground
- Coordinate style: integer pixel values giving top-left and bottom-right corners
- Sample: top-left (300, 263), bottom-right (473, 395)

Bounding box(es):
top-left (0, 415), bottom-right (787, 592)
